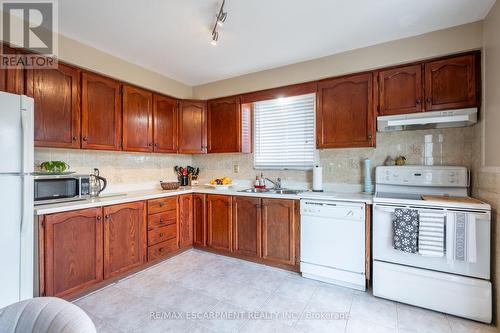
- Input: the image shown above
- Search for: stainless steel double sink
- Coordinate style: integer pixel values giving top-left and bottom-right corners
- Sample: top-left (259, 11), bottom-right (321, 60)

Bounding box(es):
top-left (238, 188), bottom-right (305, 195)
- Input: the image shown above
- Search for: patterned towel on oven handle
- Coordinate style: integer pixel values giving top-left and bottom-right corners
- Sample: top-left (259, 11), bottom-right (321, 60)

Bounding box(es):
top-left (393, 208), bottom-right (419, 253)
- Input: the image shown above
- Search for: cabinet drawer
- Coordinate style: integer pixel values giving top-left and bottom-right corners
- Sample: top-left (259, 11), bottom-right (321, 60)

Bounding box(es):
top-left (148, 238), bottom-right (178, 261)
top-left (148, 197), bottom-right (177, 215)
top-left (148, 211), bottom-right (177, 230)
top-left (148, 224), bottom-right (177, 246)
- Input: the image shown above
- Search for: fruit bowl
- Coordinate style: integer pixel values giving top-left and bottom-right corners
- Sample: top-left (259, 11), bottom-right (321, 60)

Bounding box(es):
top-left (205, 183), bottom-right (232, 190)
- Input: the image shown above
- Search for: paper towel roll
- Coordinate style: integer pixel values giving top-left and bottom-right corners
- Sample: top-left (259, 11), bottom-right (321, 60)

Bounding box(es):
top-left (313, 165), bottom-right (323, 192)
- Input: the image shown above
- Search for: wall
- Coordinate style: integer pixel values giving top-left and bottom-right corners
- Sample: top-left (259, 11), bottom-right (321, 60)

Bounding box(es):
top-left (193, 127), bottom-right (476, 188)
top-left (193, 22), bottom-right (483, 99)
top-left (1, 12), bottom-right (193, 99)
top-left (35, 148), bottom-right (192, 192)
top-left (473, 0), bottom-right (500, 324)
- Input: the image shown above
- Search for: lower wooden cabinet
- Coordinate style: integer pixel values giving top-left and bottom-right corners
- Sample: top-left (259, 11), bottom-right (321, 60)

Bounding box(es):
top-left (103, 201), bottom-right (147, 279)
top-left (232, 196), bottom-right (261, 258)
top-left (179, 194), bottom-right (194, 248)
top-left (147, 197), bottom-right (179, 261)
top-left (207, 194), bottom-right (233, 252)
top-left (42, 207), bottom-right (103, 298)
top-left (193, 193), bottom-right (207, 247)
top-left (261, 198), bottom-right (299, 266)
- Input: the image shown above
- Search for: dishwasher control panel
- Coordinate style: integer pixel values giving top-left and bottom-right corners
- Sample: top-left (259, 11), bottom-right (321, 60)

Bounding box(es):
top-left (300, 200), bottom-right (365, 221)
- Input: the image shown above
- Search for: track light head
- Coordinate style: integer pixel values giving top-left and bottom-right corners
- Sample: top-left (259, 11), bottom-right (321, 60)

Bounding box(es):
top-left (211, 31), bottom-right (219, 46)
top-left (217, 12), bottom-right (227, 26)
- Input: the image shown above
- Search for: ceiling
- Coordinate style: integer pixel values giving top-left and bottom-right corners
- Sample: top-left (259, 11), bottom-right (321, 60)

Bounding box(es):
top-left (58, 0), bottom-right (495, 86)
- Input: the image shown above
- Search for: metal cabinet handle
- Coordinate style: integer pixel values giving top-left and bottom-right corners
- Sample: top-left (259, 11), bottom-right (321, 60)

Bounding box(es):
top-left (159, 233), bottom-right (164, 237)
top-left (82, 137), bottom-right (88, 141)
top-left (104, 215), bottom-right (110, 219)
top-left (416, 99), bottom-right (421, 105)
top-left (72, 136), bottom-right (78, 141)
top-left (96, 216), bottom-right (101, 221)
top-left (159, 202), bottom-right (166, 207)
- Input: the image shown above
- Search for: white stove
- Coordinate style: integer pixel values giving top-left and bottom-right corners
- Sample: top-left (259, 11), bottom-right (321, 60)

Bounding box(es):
top-left (372, 166), bottom-right (492, 323)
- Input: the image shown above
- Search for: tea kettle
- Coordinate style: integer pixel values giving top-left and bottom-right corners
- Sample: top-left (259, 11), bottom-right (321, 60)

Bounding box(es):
top-left (90, 168), bottom-right (107, 197)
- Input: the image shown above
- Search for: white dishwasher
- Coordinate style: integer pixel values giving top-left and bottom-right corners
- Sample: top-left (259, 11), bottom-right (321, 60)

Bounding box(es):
top-left (300, 199), bottom-right (366, 290)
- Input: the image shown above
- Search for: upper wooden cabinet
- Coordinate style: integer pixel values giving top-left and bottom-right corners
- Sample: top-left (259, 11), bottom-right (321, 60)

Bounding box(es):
top-left (232, 196), bottom-right (261, 258)
top-left (81, 72), bottom-right (122, 150)
top-left (179, 194), bottom-right (194, 248)
top-left (102, 201), bottom-right (147, 279)
top-left (27, 63), bottom-right (81, 148)
top-left (178, 100), bottom-right (207, 154)
top-left (378, 64), bottom-right (423, 116)
top-left (207, 96), bottom-right (251, 153)
top-left (207, 194), bottom-right (232, 252)
top-left (424, 54), bottom-right (478, 111)
top-left (317, 73), bottom-right (375, 148)
top-left (122, 84), bottom-right (153, 152)
top-left (153, 94), bottom-right (178, 153)
top-left (0, 44), bottom-right (24, 94)
top-left (261, 198), bottom-right (298, 266)
top-left (42, 208), bottom-right (103, 298)
top-left (193, 193), bottom-right (207, 247)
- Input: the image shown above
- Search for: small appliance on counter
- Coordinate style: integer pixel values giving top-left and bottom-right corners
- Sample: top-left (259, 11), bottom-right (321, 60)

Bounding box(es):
top-left (89, 168), bottom-right (107, 197)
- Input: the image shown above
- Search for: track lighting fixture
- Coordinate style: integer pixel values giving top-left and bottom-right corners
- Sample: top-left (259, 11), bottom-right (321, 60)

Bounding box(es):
top-left (211, 0), bottom-right (227, 45)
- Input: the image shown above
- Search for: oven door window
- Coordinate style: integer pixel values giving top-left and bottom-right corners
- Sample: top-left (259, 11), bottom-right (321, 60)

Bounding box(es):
top-left (35, 179), bottom-right (78, 200)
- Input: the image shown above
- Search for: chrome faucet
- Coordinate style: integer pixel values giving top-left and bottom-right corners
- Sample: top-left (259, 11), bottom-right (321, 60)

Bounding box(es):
top-left (265, 177), bottom-right (282, 189)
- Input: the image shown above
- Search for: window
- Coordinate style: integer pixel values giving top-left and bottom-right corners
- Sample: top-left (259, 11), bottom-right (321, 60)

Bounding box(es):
top-left (253, 93), bottom-right (316, 170)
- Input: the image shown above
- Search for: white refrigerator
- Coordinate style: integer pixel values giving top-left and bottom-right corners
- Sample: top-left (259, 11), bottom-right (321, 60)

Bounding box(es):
top-left (0, 92), bottom-right (34, 309)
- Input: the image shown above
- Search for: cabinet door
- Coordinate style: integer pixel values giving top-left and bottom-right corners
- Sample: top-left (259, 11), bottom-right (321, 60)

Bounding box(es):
top-left (179, 194), bottom-right (193, 248)
top-left (153, 94), bottom-right (178, 153)
top-left (0, 44), bottom-right (24, 94)
top-left (27, 63), bottom-right (80, 148)
top-left (122, 85), bottom-right (153, 152)
top-left (379, 65), bottom-right (423, 115)
top-left (207, 194), bottom-right (232, 252)
top-left (81, 72), bottom-right (121, 150)
top-left (317, 73), bottom-right (374, 148)
top-left (207, 96), bottom-right (241, 153)
top-left (103, 201), bottom-right (147, 279)
top-left (424, 54), bottom-right (477, 111)
top-left (232, 196), bottom-right (261, 258)
top-left (193, 193), bottom-right (207, 247)
top-left (43, 208), bottom-right (103, 298)
top-left (178, 100), bottom-right (206, 154)
top-left (261, 199), bottom-right (298, 266)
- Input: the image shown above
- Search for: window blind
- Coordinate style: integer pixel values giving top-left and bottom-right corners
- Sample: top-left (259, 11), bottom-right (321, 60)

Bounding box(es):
top-left (253, 93), bottom-right (316, 170)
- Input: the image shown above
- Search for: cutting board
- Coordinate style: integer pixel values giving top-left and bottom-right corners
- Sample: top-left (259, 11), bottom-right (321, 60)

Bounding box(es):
top-left (422, 195), bottom-right (484, 204)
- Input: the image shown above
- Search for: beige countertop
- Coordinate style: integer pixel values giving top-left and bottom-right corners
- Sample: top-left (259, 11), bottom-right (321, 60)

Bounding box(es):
top-left (34, 186), bottom-right (373, 216)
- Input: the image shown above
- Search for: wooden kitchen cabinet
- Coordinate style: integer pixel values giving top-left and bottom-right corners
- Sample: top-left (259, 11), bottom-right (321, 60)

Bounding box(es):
top-left (122, 84), bottom-right (153, 152)
top-left (193, 193), bottom-right (207, 247)
top-left (424, 54), bottom-right (478, 111)
top-left (232, 196), bottom-right (261, 258)
top-left (207, 194), bottom-right (232, 252)
top-left (81, 72), bottom-right (122, 150)
top-left (179, 194), bottom-right (194, 248)
top-left (153, 94), bottom-right (178, 153)
top-left (42, 208), bottom-right (103, 298)
top-left (207, 96), bottom-right (251, 153)
top-left (378, 64), bottom-right (423, 115)
top-left (316, 72), bottom-right (375, 148)
top-left (103, 201), bottom-right (147, 279)
top-left (261, 198), bottom-right (298, 266)
top-left (27, 63), bottom-right (81, 148)
top-left (178, 100), bottom-right (207, 154)
top-left (0, 44), bottom-right (24, 94)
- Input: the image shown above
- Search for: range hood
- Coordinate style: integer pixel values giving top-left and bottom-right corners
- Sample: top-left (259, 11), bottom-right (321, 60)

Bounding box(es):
top-left (377, 108), bottom-right (478, 132)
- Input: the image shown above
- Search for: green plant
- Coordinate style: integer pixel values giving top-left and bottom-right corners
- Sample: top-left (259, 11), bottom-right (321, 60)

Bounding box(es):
top-left (39, 161), bottom-right (70, 173)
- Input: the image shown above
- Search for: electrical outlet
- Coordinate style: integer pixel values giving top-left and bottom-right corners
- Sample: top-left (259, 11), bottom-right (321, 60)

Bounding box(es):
top-left (233, 164), bottom-right (239, 173)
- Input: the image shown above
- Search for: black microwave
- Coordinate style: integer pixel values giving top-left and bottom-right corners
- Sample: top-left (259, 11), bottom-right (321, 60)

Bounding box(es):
top-left (34, 174), bottom-right (91, 205)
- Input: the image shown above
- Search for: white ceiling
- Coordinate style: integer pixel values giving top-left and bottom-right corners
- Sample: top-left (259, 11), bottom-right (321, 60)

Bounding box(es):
top-left (58, 0), bottom-right (495, 86)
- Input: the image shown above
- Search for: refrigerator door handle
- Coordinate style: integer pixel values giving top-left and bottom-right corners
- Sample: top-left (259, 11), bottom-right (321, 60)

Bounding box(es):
top-left (20, 96), bottom-right (34, 174)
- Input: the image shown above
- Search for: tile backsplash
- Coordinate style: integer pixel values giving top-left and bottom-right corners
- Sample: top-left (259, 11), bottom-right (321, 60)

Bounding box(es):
top-left (193, 126), bottom-right (477, 185)
top-left (34, 126), bottom-right (477, 191)
top-left (34, 148), bottom-right (193, 191)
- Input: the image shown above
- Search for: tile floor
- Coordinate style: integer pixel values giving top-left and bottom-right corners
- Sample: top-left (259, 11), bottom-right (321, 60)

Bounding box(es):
top-left (75, 249), bottom-right (497, 333)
